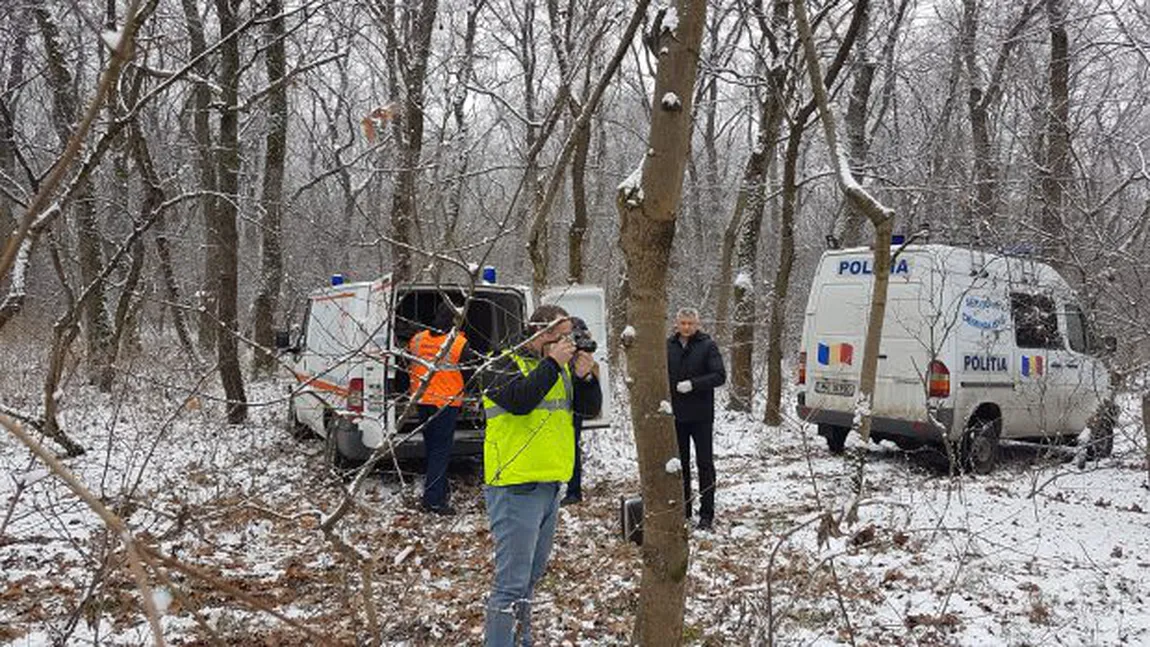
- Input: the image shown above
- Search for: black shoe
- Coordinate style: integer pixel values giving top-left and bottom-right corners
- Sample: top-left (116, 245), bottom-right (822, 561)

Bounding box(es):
top-left (696, 517), bottom-right (713, 531)
top-left (423, 504), bottom-right (456, 516)
top-left (560, 494), bottom-right (583, 507)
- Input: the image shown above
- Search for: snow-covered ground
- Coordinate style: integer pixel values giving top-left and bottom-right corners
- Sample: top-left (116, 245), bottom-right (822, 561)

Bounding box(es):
top-left (1, 367), bottom-right (1148, 645)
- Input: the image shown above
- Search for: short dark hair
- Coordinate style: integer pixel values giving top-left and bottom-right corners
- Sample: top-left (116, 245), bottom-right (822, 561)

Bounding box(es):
top-left (528, 304), bottom-right (568, 330)
top-left (433, 300), bottom-right (457, 332)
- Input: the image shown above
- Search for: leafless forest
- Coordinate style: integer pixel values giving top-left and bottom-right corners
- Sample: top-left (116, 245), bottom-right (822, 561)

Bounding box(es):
top-left (2, 0), bottom-right (1149, 644)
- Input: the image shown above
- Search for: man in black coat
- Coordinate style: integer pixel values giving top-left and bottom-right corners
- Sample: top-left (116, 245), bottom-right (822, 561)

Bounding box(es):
top-left (666, 307), bottom-right (726, 530)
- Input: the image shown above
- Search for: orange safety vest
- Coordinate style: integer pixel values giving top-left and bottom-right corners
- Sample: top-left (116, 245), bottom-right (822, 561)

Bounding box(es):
top-left (407, 330), bottom-right (467, 407)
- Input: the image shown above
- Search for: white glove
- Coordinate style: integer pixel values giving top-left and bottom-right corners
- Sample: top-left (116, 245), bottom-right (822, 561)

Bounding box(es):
top-left (676, 380), bottom-right (693, 394)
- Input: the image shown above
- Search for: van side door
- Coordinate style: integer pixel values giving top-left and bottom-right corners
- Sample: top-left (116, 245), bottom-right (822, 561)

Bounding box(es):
top-left (1009, 292), bottom-right (1073, 437)
top-left (1060, 302), bottom-right (1107, 430)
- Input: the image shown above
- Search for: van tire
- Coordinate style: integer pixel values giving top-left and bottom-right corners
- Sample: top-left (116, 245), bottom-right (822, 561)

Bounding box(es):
top-left (287, 399), bottom-right (312, 441)
top-left (820, 424), bottom-right (849, 455)
top-left (960, 416), bottom-right (1000, 475)
top-left (325, 416), bottom-right (360, 475)
top-left (1086, 400), bottom-right (1118, 460)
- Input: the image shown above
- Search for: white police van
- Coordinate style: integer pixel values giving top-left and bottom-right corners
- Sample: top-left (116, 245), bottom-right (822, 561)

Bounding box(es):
top-left (278, 270), bottom-right (611, 469)
top-left (795, 244), bottom-right (1115, 473)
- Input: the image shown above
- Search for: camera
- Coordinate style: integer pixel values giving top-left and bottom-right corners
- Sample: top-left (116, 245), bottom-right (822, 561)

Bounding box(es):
top-left (570, 317), bottom-right (597, 354)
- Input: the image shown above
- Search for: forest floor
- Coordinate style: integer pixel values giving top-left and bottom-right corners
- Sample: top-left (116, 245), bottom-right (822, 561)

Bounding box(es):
top-left (1, 354), bottom-right (1148, 646)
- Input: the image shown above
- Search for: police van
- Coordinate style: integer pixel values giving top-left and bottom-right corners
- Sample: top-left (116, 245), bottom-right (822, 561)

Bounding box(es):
top-left (795, 243), bottom-right (1115, 473)
top-left (278, 271), bottom-right (611, 469)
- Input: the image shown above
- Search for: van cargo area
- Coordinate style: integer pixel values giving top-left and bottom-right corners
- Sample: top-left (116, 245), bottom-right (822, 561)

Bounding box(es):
top-left (389, 285), bottom-right (528, 459)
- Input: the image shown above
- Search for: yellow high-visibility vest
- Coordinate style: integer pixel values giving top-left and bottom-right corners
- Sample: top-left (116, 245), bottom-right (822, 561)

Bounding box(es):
top-left (482, 351), bottom-right (573, 485)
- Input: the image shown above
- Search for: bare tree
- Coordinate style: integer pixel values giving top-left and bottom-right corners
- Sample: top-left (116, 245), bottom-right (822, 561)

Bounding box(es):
top-left (212, 0), bottom-right (248, 424)
top-left (252, 0), bottom-right (289, 375)
top-left (617, 1), bottom-right (706, 642)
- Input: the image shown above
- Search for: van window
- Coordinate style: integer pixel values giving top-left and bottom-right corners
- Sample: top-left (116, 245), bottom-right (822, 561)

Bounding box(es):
top-left (1010, 293), bottom-right (1062, 349)
top-left (1064, 303), bottom-right (1087, 353)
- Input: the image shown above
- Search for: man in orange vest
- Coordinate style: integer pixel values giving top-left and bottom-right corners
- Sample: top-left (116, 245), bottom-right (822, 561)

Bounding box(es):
top-left (408, 300), bottom-right (477, 515)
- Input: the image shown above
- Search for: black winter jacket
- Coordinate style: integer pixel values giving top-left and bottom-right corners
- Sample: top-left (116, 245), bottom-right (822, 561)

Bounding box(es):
top-left (666, 332), bottom-right (726, 422)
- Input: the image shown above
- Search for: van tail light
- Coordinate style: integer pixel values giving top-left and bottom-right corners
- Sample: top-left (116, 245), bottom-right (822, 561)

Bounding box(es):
top-left (347, 377), bottom-right (364, 412)
top-left (797, 352), bottom-right (807, 385)
top-left (927, 360), bottom-right (950, 398)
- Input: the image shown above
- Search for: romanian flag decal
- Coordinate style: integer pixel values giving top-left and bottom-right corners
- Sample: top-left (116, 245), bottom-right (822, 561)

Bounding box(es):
top-left (817, 342), bottom-right (854, 366)
top-left (1021, 355), bottom-right (1044, 377)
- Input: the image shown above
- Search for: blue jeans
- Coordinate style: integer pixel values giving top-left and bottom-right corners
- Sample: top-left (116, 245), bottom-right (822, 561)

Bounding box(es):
top-left (418, 404), bottom-right (458, 509)
top-left (566, 417), bottom-right (584, 499)
top-left (484, 482), bottom-right (560, 647)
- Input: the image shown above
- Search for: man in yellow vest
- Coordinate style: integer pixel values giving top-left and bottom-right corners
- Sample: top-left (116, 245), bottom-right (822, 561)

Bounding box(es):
top-left (480, 304), bottom-right (601, 646)
top-left (408, 301), bottom-right (477, 515)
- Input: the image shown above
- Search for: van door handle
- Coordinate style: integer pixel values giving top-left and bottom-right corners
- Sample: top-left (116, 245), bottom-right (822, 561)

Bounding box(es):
top-left (1050, 362), bottom-right (1062, 368)
top-left (1065, 363), bottom-right (1078, 369)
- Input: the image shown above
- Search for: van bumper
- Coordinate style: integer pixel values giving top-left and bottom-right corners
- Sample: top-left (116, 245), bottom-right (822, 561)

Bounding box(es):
top-left (796, 393), bottom-right (953, 443)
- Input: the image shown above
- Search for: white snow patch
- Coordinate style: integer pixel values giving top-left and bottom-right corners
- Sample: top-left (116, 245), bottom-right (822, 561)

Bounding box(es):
top-left (13, 468), bottom-right (50, 487)
top-left (617, 163), bottom-right (644, 207)
top-left (621, 325), bottom-right (636, 341)
top-left (152, 587), bottom-right (173, 614)
top-left (658, 400), bottom-right (673, 415)
top-left (734, 271), bottom-right (753, 291)
top-left (662, 7), bottom-right (679, 33)
top-left (101, 29), bottom-right (124, 51)
top-left (665, 457), bottom-right (681, 474)
top-left (660, 92), bottom-right (681, 110)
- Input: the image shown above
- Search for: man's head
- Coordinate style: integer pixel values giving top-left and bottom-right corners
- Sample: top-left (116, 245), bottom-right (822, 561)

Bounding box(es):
top-left (526, 304), bottom-right (571, 353)
top-left (674, 307), bottom-right (700, 339)
top-left (433, 300), bottom-right (457, 333)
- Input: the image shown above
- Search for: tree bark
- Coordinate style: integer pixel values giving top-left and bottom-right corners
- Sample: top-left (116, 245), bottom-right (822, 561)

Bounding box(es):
top-left (34, 6), bottom-right (116, 390)
top-left (252, 0), bottom-right (288, 375)
top-left (212, 0), bottom-right (248, 424)
top-left (617, 2), bottom-right (706, 643)
top-left (181, 0), bottom-right (219, 352)
top-left (1042, 0), bottom-right (1071, 262)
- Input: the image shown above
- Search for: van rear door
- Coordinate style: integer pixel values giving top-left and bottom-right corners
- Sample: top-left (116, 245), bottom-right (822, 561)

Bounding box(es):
top-left (541, 285), bottom-right (612, 429)
top-left (806, 250), bottom-right (937, 422)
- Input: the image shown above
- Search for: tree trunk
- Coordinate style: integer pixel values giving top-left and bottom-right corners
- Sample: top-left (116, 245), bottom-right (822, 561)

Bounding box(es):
top-left (764, 126), bottom-right (801, 426)
top-left (252, 0), bottom-right (288, 375)
top-left (34, 6), bottom-right (116, 391)
top-left (836, 2), bottom-right (874, 248)
top-left (617, 2), bottom-right (706, 642)
top-left (1042, 0), bottom-right (1070, 262)
top-left (213, 0), bottom-right (247, 424)
top-left (181, 0), bottom-right (219, 352)
top-left (567, 119), bottom-right (591, 284)
top-left (0, 22), bottom-right (26, 246)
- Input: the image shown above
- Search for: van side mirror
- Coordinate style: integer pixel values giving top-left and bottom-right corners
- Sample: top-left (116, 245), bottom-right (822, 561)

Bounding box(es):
top-left (274, 330), bottom-right (292, 351)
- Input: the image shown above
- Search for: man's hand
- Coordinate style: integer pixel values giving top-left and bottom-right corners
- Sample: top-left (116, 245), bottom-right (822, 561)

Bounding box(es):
top-left (572, 351), bottom-right (598, 379)
top-left (546, 337), bottom-right (577, 366)
top-left (676, 380), bottom-right (693, 394)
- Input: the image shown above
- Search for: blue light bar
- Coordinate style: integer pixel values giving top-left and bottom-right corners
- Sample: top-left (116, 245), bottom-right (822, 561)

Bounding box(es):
top-left (331, 273), bottom-right (345, 286)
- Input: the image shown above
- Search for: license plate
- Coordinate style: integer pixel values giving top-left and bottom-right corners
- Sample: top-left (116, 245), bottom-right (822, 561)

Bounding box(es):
top-left (815, 379), bottom-right (856, 397)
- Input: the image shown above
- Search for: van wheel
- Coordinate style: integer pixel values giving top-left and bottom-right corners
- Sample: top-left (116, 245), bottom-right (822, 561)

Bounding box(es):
top-left (960, 416), bottom-right (1000, 475)
top-left (820, 424), bottom-right (849, 455)
top-left (324, 417), bottom-right (360, 476)
top-left (287, 399), bottom-right (312, 441)
top-left (1086, 400), bottom-right (1118, 460)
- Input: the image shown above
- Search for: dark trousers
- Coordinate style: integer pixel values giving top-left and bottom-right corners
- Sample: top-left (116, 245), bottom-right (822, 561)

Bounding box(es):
top-left (566, 416), bottom-right (584, 499)
top-left (675, 419), bottom-right (715, 520)
top-left (418, 404), bottom-right (458, 509)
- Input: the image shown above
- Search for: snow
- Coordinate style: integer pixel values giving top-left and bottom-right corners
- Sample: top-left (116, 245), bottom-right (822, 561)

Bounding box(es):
top-left (662, 6), bottom-right (679, 34)
top-left (660, 92), bottom-right (681, 111)
top-left (617, 162), bottom-right (644, 207)
top-left (101, 29), bottom-right (124, 51)
top-left (1, 338), bottom-right (1148, 645)
top-left (152, 587), bottom-right (173, 615)
top-left (734, 271), bottom-right (753, 290)
top-left (620, 325), bottom-right (636, 341)
top-left (658, 400), bottom-right (673, 415)
top-left (665, 457), bottom-right (681, 473)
